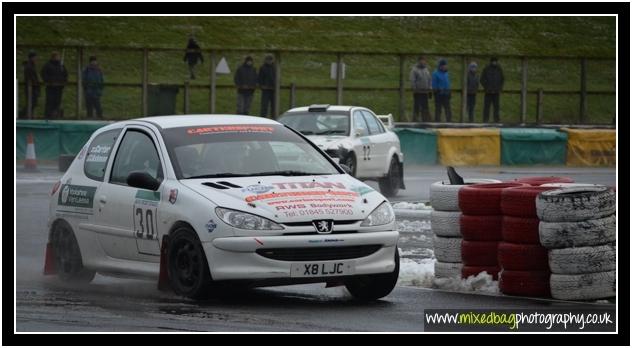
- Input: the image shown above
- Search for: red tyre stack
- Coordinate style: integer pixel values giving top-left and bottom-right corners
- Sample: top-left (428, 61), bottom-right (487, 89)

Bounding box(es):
top-left (498, 185), bottom-right (560, 297)
top-left (458, 183), bottom-right (526, 280)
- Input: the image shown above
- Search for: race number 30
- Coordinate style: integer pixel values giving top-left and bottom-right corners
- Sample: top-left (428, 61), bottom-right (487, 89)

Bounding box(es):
top-left (134, 206), bottom-right (157, 240)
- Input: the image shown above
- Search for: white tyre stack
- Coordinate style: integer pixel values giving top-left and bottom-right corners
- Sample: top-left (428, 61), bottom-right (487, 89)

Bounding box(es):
top-left (430, 179), bottom-right (500, 279)
top-left (535, 186), bottom-right (616, 300)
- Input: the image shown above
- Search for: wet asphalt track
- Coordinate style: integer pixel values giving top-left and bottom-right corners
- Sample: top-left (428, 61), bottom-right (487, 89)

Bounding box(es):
top-left (15, 165), bottom-right (616, 332)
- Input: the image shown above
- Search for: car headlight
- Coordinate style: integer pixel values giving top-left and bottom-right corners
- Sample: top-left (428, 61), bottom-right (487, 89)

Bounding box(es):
top-left (360, 201), bottom-right (394, 227)
top-left (215, 207), bottom-right (283, 230)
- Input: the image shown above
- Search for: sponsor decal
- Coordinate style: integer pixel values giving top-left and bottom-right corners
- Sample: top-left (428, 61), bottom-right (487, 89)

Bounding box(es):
top-left (168, 189), bottom-right (178, 204)
top-left (86, 144), bottom-right (112, 163)
top-left (135, 190), bottom-right (161, 207)
top-left (205, 219), bottom-right (217, 233)
top-left (187, 125), bottom-right (274, 135)
top-left (245, 190), bottom-right (358, 203)
top-left (242, 184), bottom-right (274, 194)
top-left (272, 182), bottom-right (345, 190)
top-left (313, 220), bottom-right (334, 234)
top-left (350, 185), bottom-right (374, 196)
top-left (308, 238), bottom-right (345, 243)
top-left (57, 184), bottom-right (96, 208)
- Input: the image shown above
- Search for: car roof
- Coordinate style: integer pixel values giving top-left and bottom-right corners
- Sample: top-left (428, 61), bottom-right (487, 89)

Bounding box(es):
top-left (284, 105), bottom-right (358, 114)
top-left (111, 114), bottom-right (281, 129)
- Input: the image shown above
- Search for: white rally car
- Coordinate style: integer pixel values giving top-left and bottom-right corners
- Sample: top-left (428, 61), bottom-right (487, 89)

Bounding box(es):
top-left (278, 105), bottom-right (405, 197)
top-left (46, 115), bottom-right (399, 301)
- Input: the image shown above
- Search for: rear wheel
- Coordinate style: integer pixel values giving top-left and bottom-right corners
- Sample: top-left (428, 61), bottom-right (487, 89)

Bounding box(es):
top-left (168, 227), bottom-right (213, 299)
top-left (379, 157), bottom-right (401, 197)
top-left (345, 249), bottom-right (399, 301)
top-left (52, 221), bottom-right (95, 283)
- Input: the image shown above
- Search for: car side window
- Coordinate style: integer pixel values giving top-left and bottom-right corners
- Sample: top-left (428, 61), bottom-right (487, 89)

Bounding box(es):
top-left (353, 111), bottom-right (369, 137)
top-left (84, 129), bottom-right (121, 181)
top-left (361, 111), bottom-right (384, 135)
top-left (110, 129), bottom-right (163, 186)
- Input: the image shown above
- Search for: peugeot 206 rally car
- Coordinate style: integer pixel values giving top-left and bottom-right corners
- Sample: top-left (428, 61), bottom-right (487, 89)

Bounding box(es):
top-left (46, 115), bottom-right (400, 300)
top-left (278, 105), bottom-right (405, 197)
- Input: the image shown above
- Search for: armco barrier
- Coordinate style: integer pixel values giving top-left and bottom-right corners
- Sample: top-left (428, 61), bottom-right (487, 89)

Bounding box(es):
top-left (17, 120), bottom-right (110, 161)
top-left (436, 128), bottom-right (501, 166)
top-left (562, 128), bottom-right (616, 166)
top-left (392, 128), bottom-right (437, 165)
top-left (500, 128), bottom-right (568, 165)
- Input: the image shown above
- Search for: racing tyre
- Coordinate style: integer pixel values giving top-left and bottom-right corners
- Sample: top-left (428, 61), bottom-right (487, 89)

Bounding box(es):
top-left (379, 157), bottom-right (401, 197)
top-left (509, 176), bottom-right (574, 186)
top-left (429, 179), bottom-right (501, 212)
top-left (434, 261), bottom-right (463, 279)
top-left (168, 227), bottom-right (213, 299)
top-left (538, 214), bottom-right (616, 249)
top-left (461, 240), bottom-right (499, 266)
top-left (431, 210), bottom-right (461, 237)
top-left (345, 250), bottom-right (399, 301)
top-left (535, 186), bottom-right (616, 222)
top-left (550, 271), bottom-right (616, 300)
top-left (433, 236), bottom-right (462, 263)
top-left (459, 214), bottom-right (502, 241)
top-left (499, 270), bottom-right (551, 297)
top-left (497, 242), bottom-right (549, 271)
top-left (51, 220), bottom-right (96, 283)
top-left (548, 244), bottom-right (615, 274)
top-left (461, 265), bottom-right (500, 280)
top-left (500, 186), bottom-right (558, 218)
top-left (341, 153), bottom-right (357, 178)
top-left (458, 183), bottom-right (527, 216)
top-left (502, 216), bottom-right (540, 244)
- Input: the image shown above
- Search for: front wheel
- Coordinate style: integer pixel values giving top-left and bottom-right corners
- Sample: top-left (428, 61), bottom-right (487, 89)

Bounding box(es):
top-left (52, 221), bottom-right (96, 283)
top-left (168, 227), bottom-right (213, 299)
top-left (342, 152), bottom-right (357, 177)
top-left (345, 249), bottom-right (399, 301)
top-left (378, 157), bottom-right (401, 197)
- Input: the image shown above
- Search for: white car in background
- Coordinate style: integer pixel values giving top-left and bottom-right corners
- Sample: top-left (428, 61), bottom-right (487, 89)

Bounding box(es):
top-left (278, 105), bottom-right (405, 197)
top-left (46, 115), bottom-right (400, 301)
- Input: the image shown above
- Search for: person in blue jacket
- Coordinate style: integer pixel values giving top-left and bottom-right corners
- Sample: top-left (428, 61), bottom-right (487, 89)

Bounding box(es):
top-left (82, 56), bottom-right (104, 119)
top-left (432, 58), bottom-right (452, 122)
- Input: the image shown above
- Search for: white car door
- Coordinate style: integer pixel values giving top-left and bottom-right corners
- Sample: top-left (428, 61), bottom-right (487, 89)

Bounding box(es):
top-left (351, 110), bottom-right (374, 177)
top-left (361, 110), bottom-right (390, 176)
top-left (93, 125), bottom-right (165, 261)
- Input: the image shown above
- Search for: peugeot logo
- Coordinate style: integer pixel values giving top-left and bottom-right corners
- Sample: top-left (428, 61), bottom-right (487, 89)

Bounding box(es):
top-left (313, 220), bottom-right (334, 234)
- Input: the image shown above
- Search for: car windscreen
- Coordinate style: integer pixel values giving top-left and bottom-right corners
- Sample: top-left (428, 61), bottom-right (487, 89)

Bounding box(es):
top-left (161, 124), bottom-right (341, 179)
top-left (277, 112), bottom-right (350, 136)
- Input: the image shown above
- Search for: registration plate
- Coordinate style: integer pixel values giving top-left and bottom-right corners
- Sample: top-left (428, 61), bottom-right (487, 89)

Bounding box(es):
top-left (290, 261), bottom-right (356, 278)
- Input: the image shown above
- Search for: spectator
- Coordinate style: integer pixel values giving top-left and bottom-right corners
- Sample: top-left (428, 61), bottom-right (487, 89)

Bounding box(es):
top-left (466, 62), bottom-right (479, 123)
top-left (20, 51), bottom-right (40, 118)
top-left (431, 58), bottom-right (452, 122)
top-left (409, 56), bottom-right (432, 122)
top-left (480, 57), bottom-right (505, 123)
top-left (183, 37), bottom-right (204, 79)
top-left (82, 56), bottom-right (105, 119)
top-left (233, 56), bottom-right (258, 115)
top-left (41, 51), bottom-right (68, 119)
top-left (258, 54), bottom-right (276, 118)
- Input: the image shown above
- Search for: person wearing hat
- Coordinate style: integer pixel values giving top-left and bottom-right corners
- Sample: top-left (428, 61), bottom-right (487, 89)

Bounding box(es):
top-left (82, 56), bottom-right (105, 119)
top-left (409, 56), bottom-right (432, 122)
top-left (258, 54), bottom-right (276, 118)
top-left (41, 51), bottom-right (68, 119)
top-left (233, 56), bottom-right (258, 115)
top-left (480, 57), bottom-right (505, 123)
top-left (183, 36), bottom-right (203, 80)
top-left (431, 58), bottom-right (452, 122)
top-left (466, 61), bottom-right (480, 123)
top-left (20, 51), bottom-right (40, 118)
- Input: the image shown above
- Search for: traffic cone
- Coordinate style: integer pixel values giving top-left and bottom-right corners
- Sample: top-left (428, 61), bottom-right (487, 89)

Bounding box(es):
top-left (24, 132), bottom-right (39, 172)
top-left (43, 242), bottom-right (57, 275)
top-left (157, 235), bottom-right (171, 291)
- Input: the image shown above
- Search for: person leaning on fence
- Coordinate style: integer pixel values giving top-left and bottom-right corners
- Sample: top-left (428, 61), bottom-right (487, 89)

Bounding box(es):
top-left (431, 58), bottom-right (452, 122)
top-left (41, 51), bottom-right (68, 119)
top-left (183, 37), bottom-right (204, 80)
top-left (409, 56), bottom-right (432, 122)
top-left (234, 56), bottom-right (258, 115)
top-left (20, 51), bottom-right (40, 118)
top-left (466, 62), bottom-right (479, 123)
top-left (258, 54), bottom-right (276, 118)
top-left (480, 57), bottom-right (505, 123)
top-left (82, 56), bottom-right (105, 119)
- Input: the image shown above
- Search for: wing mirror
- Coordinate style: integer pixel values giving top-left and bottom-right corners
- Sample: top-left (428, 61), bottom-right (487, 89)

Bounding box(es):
top-left (127, 171), bottom-right (160, 191)
top-left (355, 128), bottom-right (365, 137)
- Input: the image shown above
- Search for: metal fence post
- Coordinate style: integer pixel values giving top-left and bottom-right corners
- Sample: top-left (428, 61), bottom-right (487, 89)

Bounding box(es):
top-left (184, 81), bottom-right (190, 114)
top-left (580, 58), bottom-right (587, 124)
top-left (76, 47), bottom-right (83, 118)
top-left (399, 54), bottom-right (406, 122)
top-left (209, 50), bottom-right (216, 114)
top-left (520, 56), bottom-right (528, 124)
top-left (289, 82), bottom-right (296, 109)
top-left (26, 80), bottom-right (33, 119)
top-left (461, 55), bottom-right (467, 123)
top-left (273, 51), bottom-right (281, 118)
top-left (536, 89), bottom-right (543, 124)
top-left (336, 53), bottom-right (343, 105)
top-left (142, 48), bottom-right (149, 116)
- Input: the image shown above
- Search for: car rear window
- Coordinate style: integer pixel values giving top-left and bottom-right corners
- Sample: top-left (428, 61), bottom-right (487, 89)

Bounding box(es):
top-left (83, 128), bottom-right (121, 181)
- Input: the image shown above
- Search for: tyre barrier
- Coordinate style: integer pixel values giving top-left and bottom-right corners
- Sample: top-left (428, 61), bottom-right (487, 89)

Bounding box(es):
top-left (458, 182), bottom-right (527, 216)
top-left (394, 208), bottom-right (432, 221)
top-left (500, 186), bottom-right (558, 218)
top-left (462, 265), bottom-right (501, 280)
top-left (502, 216), bottom-right (540, 244)
top-left (535, 186), bottom-right (616, 222)
top-left (548, 244), bottom-right (616, 275)
top-left (430, 210), bottom-right (461, 237)
top-left (550, 271), bottom-right (616, 300)
top-left (499, 270), bottom-right (551, 297)
top-left (459, 215), bottom-right (502, 241)
top-left (434, 261), bottom-right (463, 279)
top-left (429, 179), bottom-right (501, 212)
top-left (509, 176), bottom-right (574, 186)
top-left (433, 236), bottom-right (462, 263)
top-left (538, 214), bottom-right (616, 249)
top-left (461, 240), bottom-right (499, 266)
top-left (497, 242), bottom-right (549, 271)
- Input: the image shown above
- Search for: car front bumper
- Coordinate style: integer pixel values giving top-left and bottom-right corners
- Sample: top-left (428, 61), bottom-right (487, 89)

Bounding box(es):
top-left (204, 231), bottom-right (399, 281)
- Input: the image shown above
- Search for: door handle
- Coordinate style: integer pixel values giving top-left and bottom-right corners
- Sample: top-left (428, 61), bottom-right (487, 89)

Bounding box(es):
top-left (99, 196), bottom-right (107, 204)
